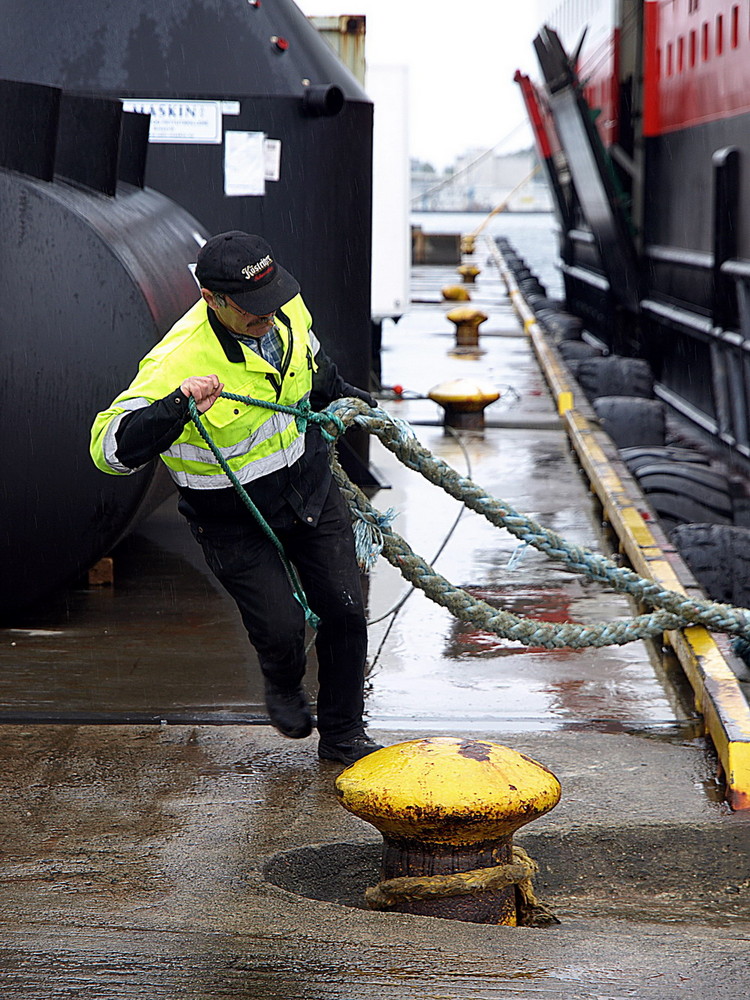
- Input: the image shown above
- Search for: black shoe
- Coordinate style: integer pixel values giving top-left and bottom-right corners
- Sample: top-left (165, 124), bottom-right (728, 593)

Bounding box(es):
top-left (264, 683), bottom-right (313, 739)
top-left (318, 733), bottom-right (383, 765)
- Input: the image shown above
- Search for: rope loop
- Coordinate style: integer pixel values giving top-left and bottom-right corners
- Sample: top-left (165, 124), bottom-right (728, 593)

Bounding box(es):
top-left (314, 407), bottom-right (347, 443)
top-left (364, 845), bottom-right (558, 927)
top-left (326, 399), bottom-right (750, 647)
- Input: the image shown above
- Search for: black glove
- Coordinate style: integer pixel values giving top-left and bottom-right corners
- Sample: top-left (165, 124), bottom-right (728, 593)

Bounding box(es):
top-left (341, 383), bottom-right (375, 407)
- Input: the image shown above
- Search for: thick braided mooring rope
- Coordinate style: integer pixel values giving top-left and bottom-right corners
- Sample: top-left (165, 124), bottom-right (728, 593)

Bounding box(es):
top-left (327, 398), bottom-right (750, 645)
top-left (189, 392), bottom-right (750, 648)
top-left (331, 453), bottom-right (685, 648)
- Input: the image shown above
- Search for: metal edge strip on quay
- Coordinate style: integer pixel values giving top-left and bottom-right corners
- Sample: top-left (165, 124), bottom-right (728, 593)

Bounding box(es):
top-left (485, 235), bottom-right (750, 811)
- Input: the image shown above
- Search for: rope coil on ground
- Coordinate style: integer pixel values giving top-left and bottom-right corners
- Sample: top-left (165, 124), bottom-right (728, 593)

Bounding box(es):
top-left (365, 845), bottom-right (558, 927)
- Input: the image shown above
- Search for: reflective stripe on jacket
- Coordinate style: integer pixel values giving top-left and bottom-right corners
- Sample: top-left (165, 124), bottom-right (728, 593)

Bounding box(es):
top-left (90, 295), bottom-right (317, 488)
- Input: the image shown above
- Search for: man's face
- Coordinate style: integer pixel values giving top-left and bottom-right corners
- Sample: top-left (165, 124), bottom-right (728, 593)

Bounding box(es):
top-left (203, 289), bottom-right (275, 338)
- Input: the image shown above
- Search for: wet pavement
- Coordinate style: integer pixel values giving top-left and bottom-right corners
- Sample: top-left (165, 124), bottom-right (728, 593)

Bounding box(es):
top-left (1, 248), bottom-right (749, 998)
top-left (1, 722), bottom-right (748, 999)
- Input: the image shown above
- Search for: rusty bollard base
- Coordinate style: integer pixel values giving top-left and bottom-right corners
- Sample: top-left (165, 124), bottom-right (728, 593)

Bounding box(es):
top-left (335, 737), bottom-right (561, 925)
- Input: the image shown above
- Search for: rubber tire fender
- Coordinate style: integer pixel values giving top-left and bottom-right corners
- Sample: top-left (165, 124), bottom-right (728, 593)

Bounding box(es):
top-left (620, 446), bottom-right (710, 473)
top-left (527, 295), bottom-right (558, 312)
top-left (670, 523), bottom-right (750, 606)
top-left (633, 462), bottom-right (733, 504)
top-left (548, 314), bottom-right (585, 342)
top-left (592, 396), bottom-right (666, 448)
top-left (519, 277), bottom-right (547, 296)
top-left (632, 462), bottom-right (734, 534)
top-left (575, 356), bottom-right (654, 402)
top-left (558, 341), bottom-right (604, 362)
top-left (642, 493), bottom-right (732, 534)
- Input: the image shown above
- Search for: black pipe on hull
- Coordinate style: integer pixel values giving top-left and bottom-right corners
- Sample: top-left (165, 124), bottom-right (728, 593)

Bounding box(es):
top-left (0, 171), bottom-right (204, 618)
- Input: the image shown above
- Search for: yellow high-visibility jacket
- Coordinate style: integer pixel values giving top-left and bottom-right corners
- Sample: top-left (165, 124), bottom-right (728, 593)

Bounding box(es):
top-left (90, 294), bottom-right (319, 491)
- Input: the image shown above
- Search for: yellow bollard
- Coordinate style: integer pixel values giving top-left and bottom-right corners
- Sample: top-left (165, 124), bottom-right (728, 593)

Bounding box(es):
top-left (428, 377), bottom-right (499, 431)
top-left (460, 234), bottom-right (476, 254)
top-left (445, 305), bottom-right (488, 351)
top-left (336, 737), bottom-right (561, 924)
top-left (457, 263), bottom-right (480, 283)
top-left (441, 284), bottom-right (471, 302)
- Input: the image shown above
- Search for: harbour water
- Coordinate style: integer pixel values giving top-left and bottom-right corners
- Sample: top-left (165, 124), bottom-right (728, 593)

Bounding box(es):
top-left (412, 210), bottom-right (562, 297)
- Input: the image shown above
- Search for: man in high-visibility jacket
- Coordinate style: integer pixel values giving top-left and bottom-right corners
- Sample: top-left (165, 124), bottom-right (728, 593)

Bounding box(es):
top-left (91, 231), bottom-right (382, 765)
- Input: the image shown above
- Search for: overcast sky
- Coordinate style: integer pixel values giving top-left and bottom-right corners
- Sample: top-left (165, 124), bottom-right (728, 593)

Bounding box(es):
top-left (297, 1), bottom-right (542, 170)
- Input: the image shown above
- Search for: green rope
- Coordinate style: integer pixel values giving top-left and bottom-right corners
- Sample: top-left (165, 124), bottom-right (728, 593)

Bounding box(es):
top-left (187, 396), bottom-right (320, 629)
top-left (220, 390), bottom-right (346, 442)
top-left (187, 390), bottom-right (750, 648)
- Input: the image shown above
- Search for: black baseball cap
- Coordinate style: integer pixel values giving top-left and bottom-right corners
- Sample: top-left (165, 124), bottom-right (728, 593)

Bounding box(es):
top-left (195, 231), bottom-right (300, 314)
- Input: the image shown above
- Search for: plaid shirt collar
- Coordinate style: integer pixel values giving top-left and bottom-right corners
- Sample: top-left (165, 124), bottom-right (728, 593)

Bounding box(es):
top-left (231, 325), bottom-right (285, 370)
top-left (206, 306), bottom-right (287, 371)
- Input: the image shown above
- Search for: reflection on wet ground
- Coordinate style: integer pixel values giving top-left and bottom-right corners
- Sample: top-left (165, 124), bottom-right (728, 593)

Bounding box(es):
top-left (363, 422), bottom-right (695, 733)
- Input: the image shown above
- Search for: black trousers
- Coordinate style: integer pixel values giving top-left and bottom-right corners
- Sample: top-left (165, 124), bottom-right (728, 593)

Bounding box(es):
top-left (188, 483), bottom-right (367, 740)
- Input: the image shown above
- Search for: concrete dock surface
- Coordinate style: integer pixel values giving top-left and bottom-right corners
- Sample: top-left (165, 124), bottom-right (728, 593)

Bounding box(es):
top-left (2, 244), bottom-right (749, 998)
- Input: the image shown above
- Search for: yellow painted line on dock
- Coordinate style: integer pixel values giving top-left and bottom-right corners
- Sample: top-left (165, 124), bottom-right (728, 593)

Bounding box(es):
top-left (487, 237), bottom-right (750, 810)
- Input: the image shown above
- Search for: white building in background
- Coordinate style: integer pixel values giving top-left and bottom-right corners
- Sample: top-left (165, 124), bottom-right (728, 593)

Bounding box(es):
top-left (366, 64), bottom-right (410, 318)
top-left (411, 148), bottom-right (553, 213)
top-left (311, 16), bottom-right (410, 320)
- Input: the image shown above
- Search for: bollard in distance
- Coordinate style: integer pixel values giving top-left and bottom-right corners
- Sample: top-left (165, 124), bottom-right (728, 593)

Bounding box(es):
top-left (446, 306), bottom-right (488, 351)
top-left (428, 377), bottom-right (500, 431)
top-left (457, 263), bottom-right (481, 283)
top-left (441, 284), bottom-right (471, 301)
